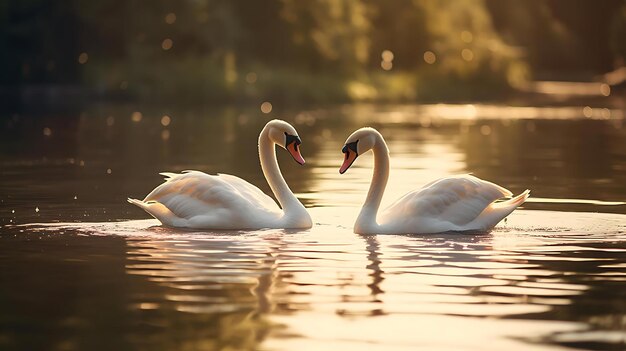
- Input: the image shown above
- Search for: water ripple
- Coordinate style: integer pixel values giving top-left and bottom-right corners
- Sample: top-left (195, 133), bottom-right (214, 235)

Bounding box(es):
top-left (5, 208), bottom-right (626, 350)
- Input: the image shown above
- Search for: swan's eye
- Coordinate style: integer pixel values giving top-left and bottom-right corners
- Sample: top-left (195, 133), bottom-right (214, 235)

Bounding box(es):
top-left (285, 133), bottom-right (301, 150)
top-left (342, 140), bottom-right (359, 155)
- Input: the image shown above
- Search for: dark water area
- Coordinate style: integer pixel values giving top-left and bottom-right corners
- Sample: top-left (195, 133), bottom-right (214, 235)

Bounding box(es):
top-left (1, 103), bottom-right (625, 350)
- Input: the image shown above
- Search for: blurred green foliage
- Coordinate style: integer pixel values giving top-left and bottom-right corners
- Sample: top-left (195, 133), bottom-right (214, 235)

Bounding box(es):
top-left (1, 0), bottom-right (624, 103)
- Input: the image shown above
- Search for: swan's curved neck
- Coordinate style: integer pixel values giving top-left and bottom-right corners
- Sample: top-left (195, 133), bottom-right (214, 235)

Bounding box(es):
top-left (258, 127), bottom-right (307, 218)
top-left (355, 135), bottom-right (389, 233)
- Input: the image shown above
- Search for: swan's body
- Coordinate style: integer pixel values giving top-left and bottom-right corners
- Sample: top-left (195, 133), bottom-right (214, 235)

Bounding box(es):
top-left (128, 120), bottom-right (312, 230)
top-left (340, 128), bottom-right (529, 234)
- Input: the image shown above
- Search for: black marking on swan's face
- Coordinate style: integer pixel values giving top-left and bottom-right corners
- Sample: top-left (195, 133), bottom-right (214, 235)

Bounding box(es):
top-left (342, 140), bottom-right (358, 155)
top-left (285, 132), bottom-right (302, 151)
top-left (285, 132), bottom-right (305, 165)
top-left (340, 140), bottom-right (359, 174)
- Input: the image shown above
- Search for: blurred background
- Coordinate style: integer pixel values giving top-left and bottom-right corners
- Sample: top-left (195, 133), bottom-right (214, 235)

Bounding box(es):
top-left (1, 4), bottom-right (626, 350)
top-left (0, 0), bottom-right (625, 224)
top-left (1, 0), bottom-right (625, 107)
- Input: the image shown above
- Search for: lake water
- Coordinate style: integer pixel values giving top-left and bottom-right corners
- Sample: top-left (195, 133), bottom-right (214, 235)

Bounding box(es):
top-left (1, 103), bottom-right (625, 350)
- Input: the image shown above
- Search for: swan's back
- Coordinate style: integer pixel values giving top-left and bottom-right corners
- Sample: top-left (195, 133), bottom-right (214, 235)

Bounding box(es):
top-left (130, 171), bottom-right (282, 229)
top-left (380, 175), bottom-right (527, 233)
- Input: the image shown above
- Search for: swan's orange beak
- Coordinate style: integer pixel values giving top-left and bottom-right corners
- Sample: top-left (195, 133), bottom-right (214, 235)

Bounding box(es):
top-left (287, 142), bottom-right (305, 165)
top-left (340, 150), bottom-right (357, 174)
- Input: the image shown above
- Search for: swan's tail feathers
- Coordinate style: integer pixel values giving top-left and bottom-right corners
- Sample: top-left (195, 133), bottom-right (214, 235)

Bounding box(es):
top-left (475, 190), bottom-right (530, 230)
top-left (507, 189), bottom-right (531, 207)
top-left (127, 198), bottom-right (139, 204)
top-left (127, 198), bottom-right (184, 227)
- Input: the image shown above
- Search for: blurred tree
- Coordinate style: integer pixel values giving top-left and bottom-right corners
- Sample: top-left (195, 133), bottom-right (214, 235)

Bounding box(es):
top-left (280, 0), bottom-right (371, 71)
top-left (486, 0), bottom-right (624, 76)
top-left (414, 0), bottom-right (516, 75)
top-left (1, 0), bottom-right (623, 103)
top-left (0, 0), bottom-right (80, 85)
top-left (366, 0), bottom-right (429, 70)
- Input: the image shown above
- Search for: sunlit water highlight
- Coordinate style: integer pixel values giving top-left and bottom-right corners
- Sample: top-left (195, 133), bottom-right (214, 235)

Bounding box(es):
top-left (1, 104), bottom-right (625, 350)
top-left (5, 208), bottom-right (626, 351)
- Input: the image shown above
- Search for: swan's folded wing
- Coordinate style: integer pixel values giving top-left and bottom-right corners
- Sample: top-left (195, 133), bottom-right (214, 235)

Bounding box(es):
top-left (143, 171), bottom-right (280, 219)
top-left (381, 175), bottom-right (512, 226)
top-left (216, 173), bottom-right (279, 210)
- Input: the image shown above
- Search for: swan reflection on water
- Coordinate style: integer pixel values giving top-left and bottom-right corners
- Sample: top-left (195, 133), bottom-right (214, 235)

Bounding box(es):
top-left (122, 228), bottom-right (288, 349)
top-left (17, 206), bottom-right (623, 350)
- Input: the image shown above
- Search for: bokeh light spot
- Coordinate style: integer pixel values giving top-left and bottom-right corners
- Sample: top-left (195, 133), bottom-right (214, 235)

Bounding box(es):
top-left (423, 51), bottom-right (436, 64)
top-left (131, 112), bottom-right (143, 122)
top-left (43, 127), bottom-right (52, 136)
top-left (381, 61), bottom-right (393, 71)
top-left (381, 50), bottom-right (394, 62)
top-left (161, 115), bottom-right (171, 126)
top-left (161, 130), bottom-right (170, 141)
top-left (480, 125), bottom-right (491, 136)
top-left (165, 13), bottom-right (176, 25)
top-left (461, 49), bottom-right (474, 62)
top-left (461, 31), bottom-right (474, 43)
top-left (78, 52), bottom-right (89, 64)
top-left (162, 38), bottom-right (173, 51)
top-left (246, 72), bottom-right (258, 84)
top-left (600, 84), bottom-right (611, 96)
top-left (583, 106), bottom-right (593, 118)
top-left (260, 102), bottom-right (273, 114)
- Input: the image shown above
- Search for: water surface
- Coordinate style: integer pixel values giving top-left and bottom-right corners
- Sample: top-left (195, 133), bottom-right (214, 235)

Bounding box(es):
top-left (1, 104), bottom-right (625, 350)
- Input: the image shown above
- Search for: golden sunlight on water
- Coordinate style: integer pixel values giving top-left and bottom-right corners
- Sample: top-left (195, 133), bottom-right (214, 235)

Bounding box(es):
top-left (14, 208), bottom-right (624, 351)
top-left (305, 130), bottom-right (465, 207)
top-left (1, 104), bottom-right (625, 350)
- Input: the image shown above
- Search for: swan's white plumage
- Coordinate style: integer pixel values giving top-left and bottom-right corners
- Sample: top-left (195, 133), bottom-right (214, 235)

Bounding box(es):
top-left (342, 127), bottom-right (529, 234)
top-left (379, 175), bottom-right (527, 233)
top-left (147, 171), bottom-right (279, 211)
top-left (128, 120), bottom-right (312, 230)
top-left (129, 171), bottom-right (283, 229)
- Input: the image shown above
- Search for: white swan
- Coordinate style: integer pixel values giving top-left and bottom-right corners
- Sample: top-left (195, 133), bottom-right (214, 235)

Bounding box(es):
top-left (128, 119), bottom-right (312, 229)
top-left (339, 127), bottom-right (530, 234)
